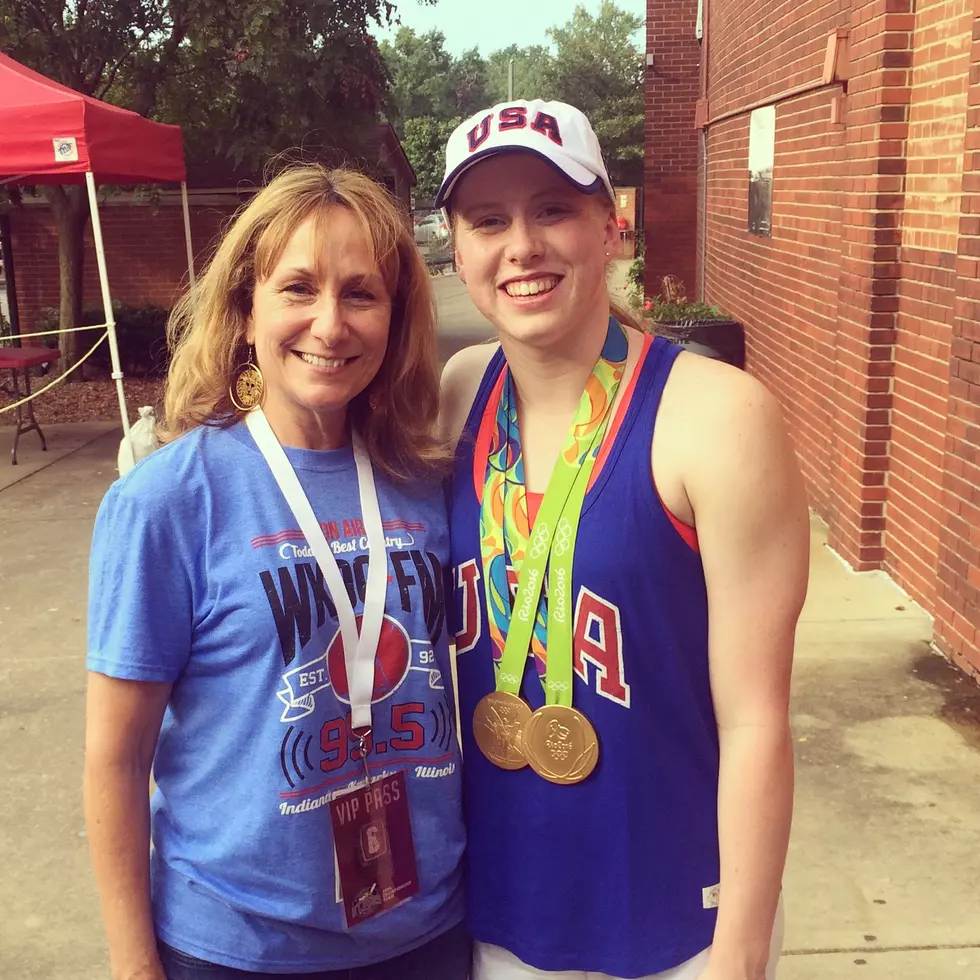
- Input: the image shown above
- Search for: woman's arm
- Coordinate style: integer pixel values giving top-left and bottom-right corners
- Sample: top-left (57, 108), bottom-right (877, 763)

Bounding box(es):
top-left (84, 673), bottom-right (172, 980)
top-left (665, 358), bottom-right (809, 979)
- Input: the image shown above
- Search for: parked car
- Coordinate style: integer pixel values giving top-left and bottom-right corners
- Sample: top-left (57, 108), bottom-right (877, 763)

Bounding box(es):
top-left (414, 212), bottom-right (449, 245)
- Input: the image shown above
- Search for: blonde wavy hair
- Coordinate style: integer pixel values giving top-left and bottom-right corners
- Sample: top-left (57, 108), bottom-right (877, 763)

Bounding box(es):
top-left (163, 165), bottom-right (448, 482)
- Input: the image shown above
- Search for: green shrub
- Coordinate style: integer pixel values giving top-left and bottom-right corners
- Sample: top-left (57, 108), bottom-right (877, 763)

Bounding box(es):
top-left (35, 302), bottom-right (170, 377)
top-left (625, 230), bottom-right (645, 310)
top-left (642, 276), bottom-right (731, 324)
top-left (645, 297), bottom-right (728, 323)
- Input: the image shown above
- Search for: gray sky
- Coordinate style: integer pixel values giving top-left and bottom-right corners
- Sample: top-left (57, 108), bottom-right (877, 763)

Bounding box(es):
top-left (373, 0), bottom-right (647, 56)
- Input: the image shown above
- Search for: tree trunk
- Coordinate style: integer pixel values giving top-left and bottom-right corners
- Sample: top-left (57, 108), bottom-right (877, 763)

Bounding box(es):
top-left (42, 184), bottom-right (91, 377)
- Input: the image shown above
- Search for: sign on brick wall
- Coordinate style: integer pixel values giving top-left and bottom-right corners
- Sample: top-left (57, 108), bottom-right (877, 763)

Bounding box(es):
top-left (748, 106), bottom-right (775, 237)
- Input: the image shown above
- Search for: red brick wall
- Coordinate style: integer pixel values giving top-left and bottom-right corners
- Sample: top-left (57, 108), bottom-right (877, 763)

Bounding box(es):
top-left (644, 0), bottom-right (701, 299)
top-left (935, 0), bottom-right (980, 679)
top-left (707, 0), bottom-right (844, 114)
top-left (704, 90), bottom-right (844, 516)
top-left (646, 0), bottom-right (980, 678)
top-left (701, 0), bottom-right (849, 516)
top-left (828, 3), bottom-right (914, 570)
top-left (8, 198), bottom-right (241, 332)
top-left (888, 0), bottom-right (972, 610)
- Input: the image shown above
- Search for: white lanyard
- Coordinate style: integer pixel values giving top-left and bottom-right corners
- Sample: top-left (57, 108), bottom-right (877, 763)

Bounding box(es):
top-left (246, 408), bottom-right (388, 731)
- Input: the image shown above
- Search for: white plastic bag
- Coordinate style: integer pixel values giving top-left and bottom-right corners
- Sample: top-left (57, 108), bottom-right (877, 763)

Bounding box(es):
top-left (117, 406), bottom-right (160, 476)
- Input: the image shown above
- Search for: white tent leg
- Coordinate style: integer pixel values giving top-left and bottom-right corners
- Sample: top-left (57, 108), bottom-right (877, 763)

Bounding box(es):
top-left (85, 171), bottom-right (131, 446)
top-left (180, 181), bottom-right (196, 289)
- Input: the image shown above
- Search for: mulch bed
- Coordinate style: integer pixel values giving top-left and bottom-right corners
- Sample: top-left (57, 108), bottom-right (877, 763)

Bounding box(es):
top-left (0, 377), bottom-right (165, 427)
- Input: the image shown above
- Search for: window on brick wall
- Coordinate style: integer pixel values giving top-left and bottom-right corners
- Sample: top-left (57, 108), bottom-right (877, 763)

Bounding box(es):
top-left (748, 105), bottom-right (775, 237)
top-left (0, 221), bottom-right (11, 336)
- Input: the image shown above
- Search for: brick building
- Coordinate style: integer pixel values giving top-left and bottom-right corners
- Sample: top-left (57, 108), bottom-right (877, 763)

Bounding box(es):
top-left (7, 193), bottom-right (236, 333)
top-left (645, 0), bottom-right (980, 680)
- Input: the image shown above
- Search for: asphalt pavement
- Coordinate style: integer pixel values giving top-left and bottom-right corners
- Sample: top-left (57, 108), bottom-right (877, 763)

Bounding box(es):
top-left (431, 272), bottom-right (495, 363)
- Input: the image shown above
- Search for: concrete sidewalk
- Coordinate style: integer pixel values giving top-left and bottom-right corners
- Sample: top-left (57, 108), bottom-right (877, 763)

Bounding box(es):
top-left (0, 430), bottom-right (978, 979)
top-left (0, 421), bottom-right (118, 491)
top-left (0, 429), bottom-right (121, 980)
top-left (781, 521), bottom-right (980, 978)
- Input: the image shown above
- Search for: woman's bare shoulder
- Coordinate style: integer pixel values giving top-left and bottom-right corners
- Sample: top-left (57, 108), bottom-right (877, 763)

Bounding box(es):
top-left (439, 342), bottom-right (500, 448)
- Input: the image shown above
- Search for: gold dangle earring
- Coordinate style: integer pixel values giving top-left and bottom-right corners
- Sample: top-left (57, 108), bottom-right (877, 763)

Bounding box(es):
top-left (229, 345), bottom-right (264, 411)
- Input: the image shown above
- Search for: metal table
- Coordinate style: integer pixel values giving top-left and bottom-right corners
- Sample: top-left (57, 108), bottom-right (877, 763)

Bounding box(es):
top-left (0, 346), bottom-right (60, 464)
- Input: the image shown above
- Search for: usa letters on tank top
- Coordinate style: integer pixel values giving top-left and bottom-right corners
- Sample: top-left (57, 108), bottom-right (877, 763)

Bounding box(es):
top-left (455, 559), bottom-right (631, 709)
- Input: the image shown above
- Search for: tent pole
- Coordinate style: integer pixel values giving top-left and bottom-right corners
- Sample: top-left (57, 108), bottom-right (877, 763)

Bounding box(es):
top-left (180, 181), bottom-right (196, 289)
top-left (85, 171), bottom-right (131, 447)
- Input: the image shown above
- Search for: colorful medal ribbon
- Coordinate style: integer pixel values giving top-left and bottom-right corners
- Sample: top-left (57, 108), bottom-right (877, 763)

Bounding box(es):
top-left (479, 318), bottom-right (628, 707)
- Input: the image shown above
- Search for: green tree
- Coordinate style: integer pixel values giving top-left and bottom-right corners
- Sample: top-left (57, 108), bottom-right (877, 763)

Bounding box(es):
top-left (545, 1), bottom-right (644, 186)
top-left (402, 115), bottom-right (459, 203)
top-left (379, 27), bottom-right (490, 200)
top-left (0, 0), bottom-right (399, 368)
top-left (448, 47), bottom-right (489, 119)
top-left (380, 27), bottom-right (486, 127)
top-left (379, 27), bottom-right (454, 123)
top-left (485, 44), bottom-right (554, 103)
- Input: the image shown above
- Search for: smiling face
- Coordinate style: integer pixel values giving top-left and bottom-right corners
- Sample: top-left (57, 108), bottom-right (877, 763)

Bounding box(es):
top-left (450, 153), bottom-right (619, 347)
top-left (247, 207), bottom-right (392, 449)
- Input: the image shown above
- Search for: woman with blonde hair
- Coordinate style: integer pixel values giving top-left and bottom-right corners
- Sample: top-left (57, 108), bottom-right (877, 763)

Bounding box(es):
top-left (84, 165), bottom-right (468, 980)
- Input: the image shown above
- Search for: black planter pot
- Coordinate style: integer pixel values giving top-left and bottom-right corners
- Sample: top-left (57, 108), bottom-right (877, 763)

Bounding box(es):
top-left (652, 319), bottom-right (745, 370)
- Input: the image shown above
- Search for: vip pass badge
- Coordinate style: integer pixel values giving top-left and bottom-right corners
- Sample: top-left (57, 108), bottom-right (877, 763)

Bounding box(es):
top-left (474, 318), bottom-right (628, 784)
top-left (244, 409), bottom-right (420, 924)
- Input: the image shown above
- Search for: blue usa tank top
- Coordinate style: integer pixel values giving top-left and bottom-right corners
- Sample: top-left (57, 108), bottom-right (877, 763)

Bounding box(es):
top-left (450, 335), bottom-right (721, 977)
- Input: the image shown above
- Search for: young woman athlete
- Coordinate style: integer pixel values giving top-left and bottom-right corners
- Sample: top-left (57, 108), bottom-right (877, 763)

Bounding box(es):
top-left (439, 100), bottom-right (809, 980)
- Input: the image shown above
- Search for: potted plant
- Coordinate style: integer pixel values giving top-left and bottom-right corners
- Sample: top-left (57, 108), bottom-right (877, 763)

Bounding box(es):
top-left (642, 276), bottom-right (745, 369)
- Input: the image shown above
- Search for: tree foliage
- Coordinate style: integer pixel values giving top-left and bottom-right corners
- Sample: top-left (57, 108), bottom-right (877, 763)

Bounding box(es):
top-left (0, 0), bottom-right (402, 366)
top-left (449, 47), bottom-right (490, 120)
top-left (380, 27), bottom-right (486, 125)
top-left (1, 0), bottom-right (399, 172)
top-left (484, 44), bottom-right (554, 104)
top-left (379, 2), bottom-right (644, 194)
top-left (401, 114), bottom-right (459, 203)
top-left (544, 1), bottom-right (644, 186)
top-left (380, 26), bottom-right (494, 203)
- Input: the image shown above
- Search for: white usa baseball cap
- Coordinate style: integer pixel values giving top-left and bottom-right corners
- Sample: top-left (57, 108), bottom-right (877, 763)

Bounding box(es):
top-left (434, 99), bottom-right (615, 208)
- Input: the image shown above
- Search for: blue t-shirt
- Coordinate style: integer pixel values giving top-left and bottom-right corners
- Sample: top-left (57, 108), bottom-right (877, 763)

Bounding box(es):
top-left (87, 422), bottom-right (465, 972)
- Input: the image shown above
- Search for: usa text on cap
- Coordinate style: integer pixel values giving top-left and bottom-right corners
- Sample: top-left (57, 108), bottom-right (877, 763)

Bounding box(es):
top-left (434, 100), bottom-right (615, 208)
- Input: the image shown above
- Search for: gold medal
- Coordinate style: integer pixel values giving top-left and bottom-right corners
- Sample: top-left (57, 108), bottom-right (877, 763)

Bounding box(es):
top-left (473, 691), bottom-right (532, 770)
top-left (523, 704), bottom-right (599, 785)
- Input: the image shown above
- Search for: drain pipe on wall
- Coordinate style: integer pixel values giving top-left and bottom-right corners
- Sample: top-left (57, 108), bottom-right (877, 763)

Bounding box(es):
top-left (699, 128), bottom-right (707, 301)
top-left (697, 0), bottom-right (709, 301)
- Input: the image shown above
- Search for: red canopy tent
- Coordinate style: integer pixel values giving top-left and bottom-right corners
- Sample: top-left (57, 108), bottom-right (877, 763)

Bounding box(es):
top-left (0, 52), bottom-right (195, 446)
top-left (0, 52), bottom-right (186, 184)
